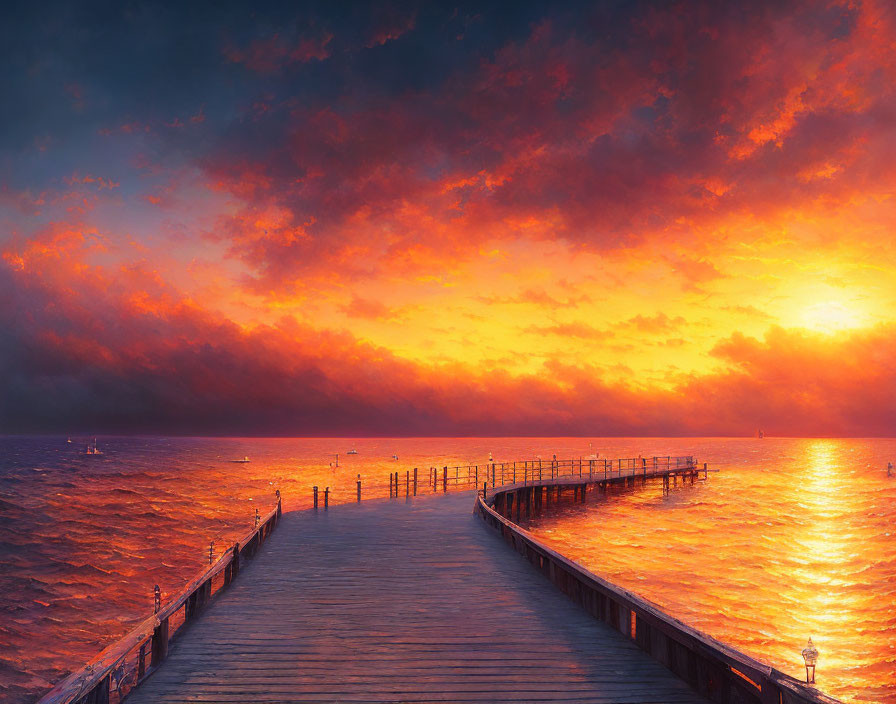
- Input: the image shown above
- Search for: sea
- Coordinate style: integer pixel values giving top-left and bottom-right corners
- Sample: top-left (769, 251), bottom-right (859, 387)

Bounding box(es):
top-left (0, 436), bottom-right (893, 703)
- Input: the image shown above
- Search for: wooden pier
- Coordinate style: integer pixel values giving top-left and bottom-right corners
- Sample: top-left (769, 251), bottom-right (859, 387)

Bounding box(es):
top-left (38, 457), bottom-right (843, 704)
top-left (121, 490), bottom-right (707, 704)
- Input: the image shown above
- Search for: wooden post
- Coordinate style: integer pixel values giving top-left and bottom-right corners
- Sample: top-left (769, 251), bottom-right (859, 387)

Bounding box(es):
top-left (482, 482), bottom-right (487, 500)
top-left (443, 466), bottom-right (448, 492)
top-left (255, 508), bottom-right (260, 528)
top-left (523, 466), bottom-right (527, 485)
top-left (94, 676), bottom-right (110, 704)
top-left (151, 617), bottom-right (169, 667)
top-left (413, 467), bottom-right (418, 496)
top-left (208, 542), bottom-right (214, 565)
top-left (313, 485), bottom-right (318, 508)
top-left (324, 486), bottom-right (329, 509)
top-left (474, 464), bottom-right (478, 487)
top-left (357, 474), bottom-right (362, 502)
top-left (137, 642), bottom-right (147, 680)
top-left (231, 542), bottom-right (240, 580)
top-left (406, 470), bottom-right (409, 496)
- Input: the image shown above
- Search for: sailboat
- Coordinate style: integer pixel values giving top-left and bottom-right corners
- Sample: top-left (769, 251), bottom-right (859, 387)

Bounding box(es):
top-left (230, 456), bottom-right (251, 463)
top-left (346, 449), bottom-right (358, 455)
top-left (66, 437), bottom-right (72, 444)
top-left (757, 429), bottom-right (765, 439)
top-left (85, 438), bottom-right (103, 456)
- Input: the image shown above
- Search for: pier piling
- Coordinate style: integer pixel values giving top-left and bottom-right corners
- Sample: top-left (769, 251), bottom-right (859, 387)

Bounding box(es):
top-left (313, 486), bottom-right (318, 508)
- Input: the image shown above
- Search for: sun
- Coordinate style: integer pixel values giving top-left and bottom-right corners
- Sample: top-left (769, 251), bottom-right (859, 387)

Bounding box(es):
top-left (799, 301), bottom-right (862, 333)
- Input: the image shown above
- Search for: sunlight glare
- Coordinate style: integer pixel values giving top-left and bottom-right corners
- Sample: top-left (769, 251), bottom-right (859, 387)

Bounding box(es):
top-left (799, 301), bottom-right (862, 333)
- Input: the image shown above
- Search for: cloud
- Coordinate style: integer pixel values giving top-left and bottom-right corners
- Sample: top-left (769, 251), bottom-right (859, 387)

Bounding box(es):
top-left (364, 7), bottom-right (416, 47)
top-left (524, 322), bottom-right (610, 340)
top-left (224, 32), bottom-right (333, 73)
top-left (477, 289), bottom-right (591, 310)
top-left (626, 313), bottom-right (686, 334)
top-left (340, 295), bottom-right (397, 320)
top-left (183, 0), bottom-right (896, 292)
top-left (2, 245), bottom-right (895, 437)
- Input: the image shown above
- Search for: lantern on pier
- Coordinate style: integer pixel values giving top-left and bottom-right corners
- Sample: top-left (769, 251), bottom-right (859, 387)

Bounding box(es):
top-left (801, 638), bottom-right (818, 683)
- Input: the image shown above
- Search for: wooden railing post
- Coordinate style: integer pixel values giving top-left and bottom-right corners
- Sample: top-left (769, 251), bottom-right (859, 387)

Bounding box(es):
top-left (357, 474), bottom-right (362, 502)
top-left (413, 467), bottom-right (418, 495)
top-left (151, 616), bottom-right (169, 667)
top-left (137, 642), bottom-right (147, 680)
top-left (324, 486), bottom-right (329, 509)
top-left (313, 486), bottom-right (318, 509)
top-left (406, 470), bottom-right (410, 496)
top-left (442, 466), bottom-right (447, 492)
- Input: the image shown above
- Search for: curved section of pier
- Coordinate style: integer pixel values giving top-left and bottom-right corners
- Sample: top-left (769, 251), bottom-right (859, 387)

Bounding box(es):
top-left (477, 474), bottom-right (842, 704)
top-left (123, 490), bottom-right (708, 704)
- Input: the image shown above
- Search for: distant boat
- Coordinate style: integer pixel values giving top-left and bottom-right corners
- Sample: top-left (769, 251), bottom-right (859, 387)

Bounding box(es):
top-left (66, 437), bottom-right (72, 444)
top-left (231, 456), bottom-right (251, 463)
top-left (346, 449), bottom-right (358, 455)
top-left (391, 454), bottom-right (399, 460)
top-left (758, 429), bottom-right (765, 439)
top-left (84, 438), bottom-right (103, 456)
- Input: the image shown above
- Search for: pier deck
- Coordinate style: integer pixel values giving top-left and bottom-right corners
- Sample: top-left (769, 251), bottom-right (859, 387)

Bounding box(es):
top-left (127, 490), bottom-right (707, 704)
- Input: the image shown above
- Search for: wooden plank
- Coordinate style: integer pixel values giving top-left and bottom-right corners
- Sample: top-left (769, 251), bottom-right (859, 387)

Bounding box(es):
top-left (126, 492), bottom-right (709, 704)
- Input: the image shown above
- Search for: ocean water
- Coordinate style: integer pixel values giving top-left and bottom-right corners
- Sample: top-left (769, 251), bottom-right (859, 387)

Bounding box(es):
top-left (524, 438), bottom-right (896, 704)
top-left (0, 437), bottom-right (893, 703)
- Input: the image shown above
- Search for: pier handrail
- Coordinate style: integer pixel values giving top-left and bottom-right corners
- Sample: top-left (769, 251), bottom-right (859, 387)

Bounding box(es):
top-left (376, 455), bottom-right (697, 498)
top-left (37, 498), bottom-right (282, 704)
top-left (475, 478), bottom-right (843, 704)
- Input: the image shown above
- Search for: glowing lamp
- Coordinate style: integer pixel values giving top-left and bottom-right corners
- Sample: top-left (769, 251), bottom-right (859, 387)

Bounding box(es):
top-left (801, 638), bottom-right (818, 683)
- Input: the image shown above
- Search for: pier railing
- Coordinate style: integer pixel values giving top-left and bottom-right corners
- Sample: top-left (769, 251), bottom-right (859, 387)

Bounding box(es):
top-left (475, 474), bottom-right (842, 704)
top-left (37, 497), bottom-right (282, 704)
top-left (374, 455), bottom-right (697, 498)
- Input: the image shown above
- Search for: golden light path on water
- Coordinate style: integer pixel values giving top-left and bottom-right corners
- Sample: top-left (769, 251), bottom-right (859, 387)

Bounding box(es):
top-left (1, 437), bottom-right (894, 704)
top-left (524, 438), bottom-right (896, 704)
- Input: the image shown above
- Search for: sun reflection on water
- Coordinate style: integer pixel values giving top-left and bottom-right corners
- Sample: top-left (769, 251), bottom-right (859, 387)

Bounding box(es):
top-left (526, 438), bottom-right (896, 704)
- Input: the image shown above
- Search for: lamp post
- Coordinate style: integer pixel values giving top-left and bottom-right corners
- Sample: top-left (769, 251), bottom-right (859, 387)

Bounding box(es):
top-left (801, 638), bottom-right (818, 683)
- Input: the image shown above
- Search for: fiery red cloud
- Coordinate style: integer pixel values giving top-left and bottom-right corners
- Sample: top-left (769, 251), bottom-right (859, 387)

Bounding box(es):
top-left (2, 1), bottom-right (896, 435)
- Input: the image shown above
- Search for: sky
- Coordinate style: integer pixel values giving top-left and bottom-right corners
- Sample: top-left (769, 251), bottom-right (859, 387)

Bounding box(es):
top-left (1, 0), bottom-right (895, 436)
